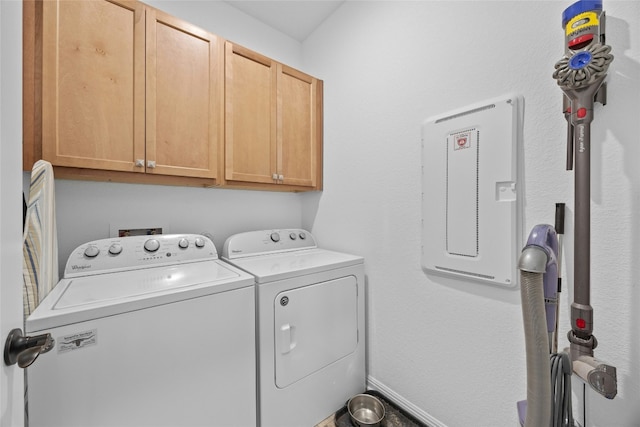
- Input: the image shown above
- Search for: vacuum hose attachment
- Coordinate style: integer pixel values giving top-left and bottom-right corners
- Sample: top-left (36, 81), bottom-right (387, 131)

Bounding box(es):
top-left (518, 224), bottom-right (565, 427)
top-left (519, 266), bottom-right (552, 427)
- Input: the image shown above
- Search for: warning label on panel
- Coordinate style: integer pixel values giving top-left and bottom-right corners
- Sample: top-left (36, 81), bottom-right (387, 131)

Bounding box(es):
top-left (454, 133), bottom-right (471, 150)
top-left (58, 329), bottom-right (97, 354)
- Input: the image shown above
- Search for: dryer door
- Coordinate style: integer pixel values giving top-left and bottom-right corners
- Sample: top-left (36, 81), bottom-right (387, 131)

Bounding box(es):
top-left (274, 276), bottom-right (358, 388)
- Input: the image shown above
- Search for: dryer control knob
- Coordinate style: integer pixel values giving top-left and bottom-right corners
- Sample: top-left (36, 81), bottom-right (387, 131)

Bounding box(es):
top-left (178, 238), bottom-right (189, 249)
top-left (289, 233), bottom-right (297, 240)
top-left (144, 238), bottom-right (160, 253)
top-left (270, 232), bottom-right (280, 243)
top-left (84, 245), bottom-right (100, 258)
top-left (299, 232), bottom-right (306, 240)
top-left (194, 237), bottom-right (205, 248)
top-left (108, 243), bottom-right (123, 255)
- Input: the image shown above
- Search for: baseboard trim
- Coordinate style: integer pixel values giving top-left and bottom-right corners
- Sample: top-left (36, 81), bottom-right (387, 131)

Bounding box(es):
top-left (366, 376), bottom-right (447, 427)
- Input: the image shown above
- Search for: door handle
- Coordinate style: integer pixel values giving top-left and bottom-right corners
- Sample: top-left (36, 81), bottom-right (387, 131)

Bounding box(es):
top-left (3, 328), bottom-right (54, 368)
top-left (279, 324), bottom-right (296, 354)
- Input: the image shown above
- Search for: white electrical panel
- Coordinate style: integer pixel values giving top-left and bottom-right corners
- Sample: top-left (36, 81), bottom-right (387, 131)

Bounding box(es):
top-left (421, 95), bottom-right (523, 288)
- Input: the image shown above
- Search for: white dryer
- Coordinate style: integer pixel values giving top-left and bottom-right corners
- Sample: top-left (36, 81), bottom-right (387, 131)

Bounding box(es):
top-left (222, 229), bottom-right (366, 427)
top-left (26, 234), bottom-right (256, 427)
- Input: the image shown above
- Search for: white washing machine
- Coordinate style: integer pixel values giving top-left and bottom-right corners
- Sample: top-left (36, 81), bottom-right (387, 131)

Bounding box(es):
top-left (26, 234), bottom-right (257, 427)
top-left (222, 229), bottom-right (366, 427)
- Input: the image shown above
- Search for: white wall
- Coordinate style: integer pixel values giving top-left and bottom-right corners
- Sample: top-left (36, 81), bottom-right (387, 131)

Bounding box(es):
top-left (22, 1), bottom-right (308, 273)
top-left (145, 0), bottom-right (302, 68)
top-left (302, 1), bottom-right (640, 426)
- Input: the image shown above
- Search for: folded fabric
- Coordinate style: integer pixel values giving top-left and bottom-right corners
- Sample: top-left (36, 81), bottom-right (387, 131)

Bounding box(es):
top-left (23, 160), bottom-right (59, 322)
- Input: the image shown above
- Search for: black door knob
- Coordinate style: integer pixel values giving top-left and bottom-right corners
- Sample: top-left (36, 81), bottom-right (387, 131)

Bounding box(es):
top-left (3, 328), bottom-right (54, 368)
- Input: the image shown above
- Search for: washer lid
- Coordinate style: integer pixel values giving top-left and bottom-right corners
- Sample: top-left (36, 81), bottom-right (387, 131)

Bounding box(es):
top-left (225, 248), bottom-right (363, 283)
top-left (26, 260), bottom-right (254, 332)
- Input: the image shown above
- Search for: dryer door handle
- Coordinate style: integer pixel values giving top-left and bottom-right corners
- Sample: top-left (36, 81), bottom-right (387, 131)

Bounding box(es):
top-left (279, 324), bottom-right (296, 354)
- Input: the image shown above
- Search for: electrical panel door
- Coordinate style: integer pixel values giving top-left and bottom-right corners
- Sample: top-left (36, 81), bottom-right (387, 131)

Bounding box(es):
top-left (421, 95), bottom-right (523, 288)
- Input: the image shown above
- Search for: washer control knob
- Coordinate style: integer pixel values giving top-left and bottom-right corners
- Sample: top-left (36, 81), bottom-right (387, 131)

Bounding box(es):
top-left (270, 232), bottom-right (280, 243)
top-left (178, 238), bottom-right (189, 249)
top-left (108, 243), bottom-right (123, 255)
top-left (289, 233), bottom-right (297, 240)
top-left (84, 245), bottom-right (100, 258)
top-left (144, 238), bottom-right (160, 253)
top-left (194, 237), bottom-right (205, 248)
top-left (299, 232), bottom-right (306, 240)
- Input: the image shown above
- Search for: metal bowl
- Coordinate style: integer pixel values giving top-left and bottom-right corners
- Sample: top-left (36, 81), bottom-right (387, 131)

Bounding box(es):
top-left (347, 394), bottom-right (385, 427)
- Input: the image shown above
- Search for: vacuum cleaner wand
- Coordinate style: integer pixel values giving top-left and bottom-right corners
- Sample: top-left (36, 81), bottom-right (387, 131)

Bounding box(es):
top-left (552, 0), bottom-right (617, 400)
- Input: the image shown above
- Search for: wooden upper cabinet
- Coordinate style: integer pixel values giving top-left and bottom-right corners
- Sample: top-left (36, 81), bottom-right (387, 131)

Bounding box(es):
top-left (146, 9), bottom-right (223, 179)
top-left (25, 1), bottom-right (320, 191)
top-left (41, 0), bottom-right (146, 172)
top-left (225, 42), bottom-right (323, 190)
top-left (31, 0), bottom-right (223, 183)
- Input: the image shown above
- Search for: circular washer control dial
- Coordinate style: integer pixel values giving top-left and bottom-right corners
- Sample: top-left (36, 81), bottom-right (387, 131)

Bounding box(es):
top-left (108, 243), bottom-right (123, 255)
top-left (289, 233), bottom-right (297, 240)
top-left (178, 238), bottom-right (189, 249)
top-left (195, 237), bottom-right (205, 248)
top-left (299, 232), bottom-right (306, 240)
top-left (84, 245), bottom-right (100, 258)
top-left (144, 238), bottom-right (160, 252)
top-left (270, 232), bottom-right (280, 243)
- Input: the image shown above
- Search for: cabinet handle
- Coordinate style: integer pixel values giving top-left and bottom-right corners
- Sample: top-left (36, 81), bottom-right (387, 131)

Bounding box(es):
top-left (272, 173), bottom-right (278, 181)
top-left (278, 174), bottom-right (284, 181)
top-left (147, 160), bottom-right (156, 169)
top-left (135, 159), bottom-right (144, 168)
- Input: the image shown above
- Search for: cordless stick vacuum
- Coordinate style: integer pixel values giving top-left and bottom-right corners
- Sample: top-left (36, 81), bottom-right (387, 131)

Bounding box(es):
top-left (518, 1), bottom-right (617, 426)
top-left (553, 0), bottom-right (617, 400)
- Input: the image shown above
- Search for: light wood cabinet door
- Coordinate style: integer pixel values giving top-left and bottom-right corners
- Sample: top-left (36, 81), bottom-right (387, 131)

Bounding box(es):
top-left (225, 42), bottom-right (322, 190)
top-left (41, 0), bottom-right (146, 172)
top-left (146, 9), bottom-right (223, 179)
top-left (278, 64), bottom-right (319, 188)
top-left (37, 0), bottom-right (222, 182)
top-left (225, 42), bottom-right (277, 184)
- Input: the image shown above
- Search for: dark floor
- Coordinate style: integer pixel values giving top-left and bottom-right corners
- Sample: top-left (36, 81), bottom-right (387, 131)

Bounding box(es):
top-left (315, 391), bottom-right (428, 427)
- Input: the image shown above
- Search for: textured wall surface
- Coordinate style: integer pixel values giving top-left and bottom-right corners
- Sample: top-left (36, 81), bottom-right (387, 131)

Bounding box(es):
top-left (301, 1), bottom-right (640, 426)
